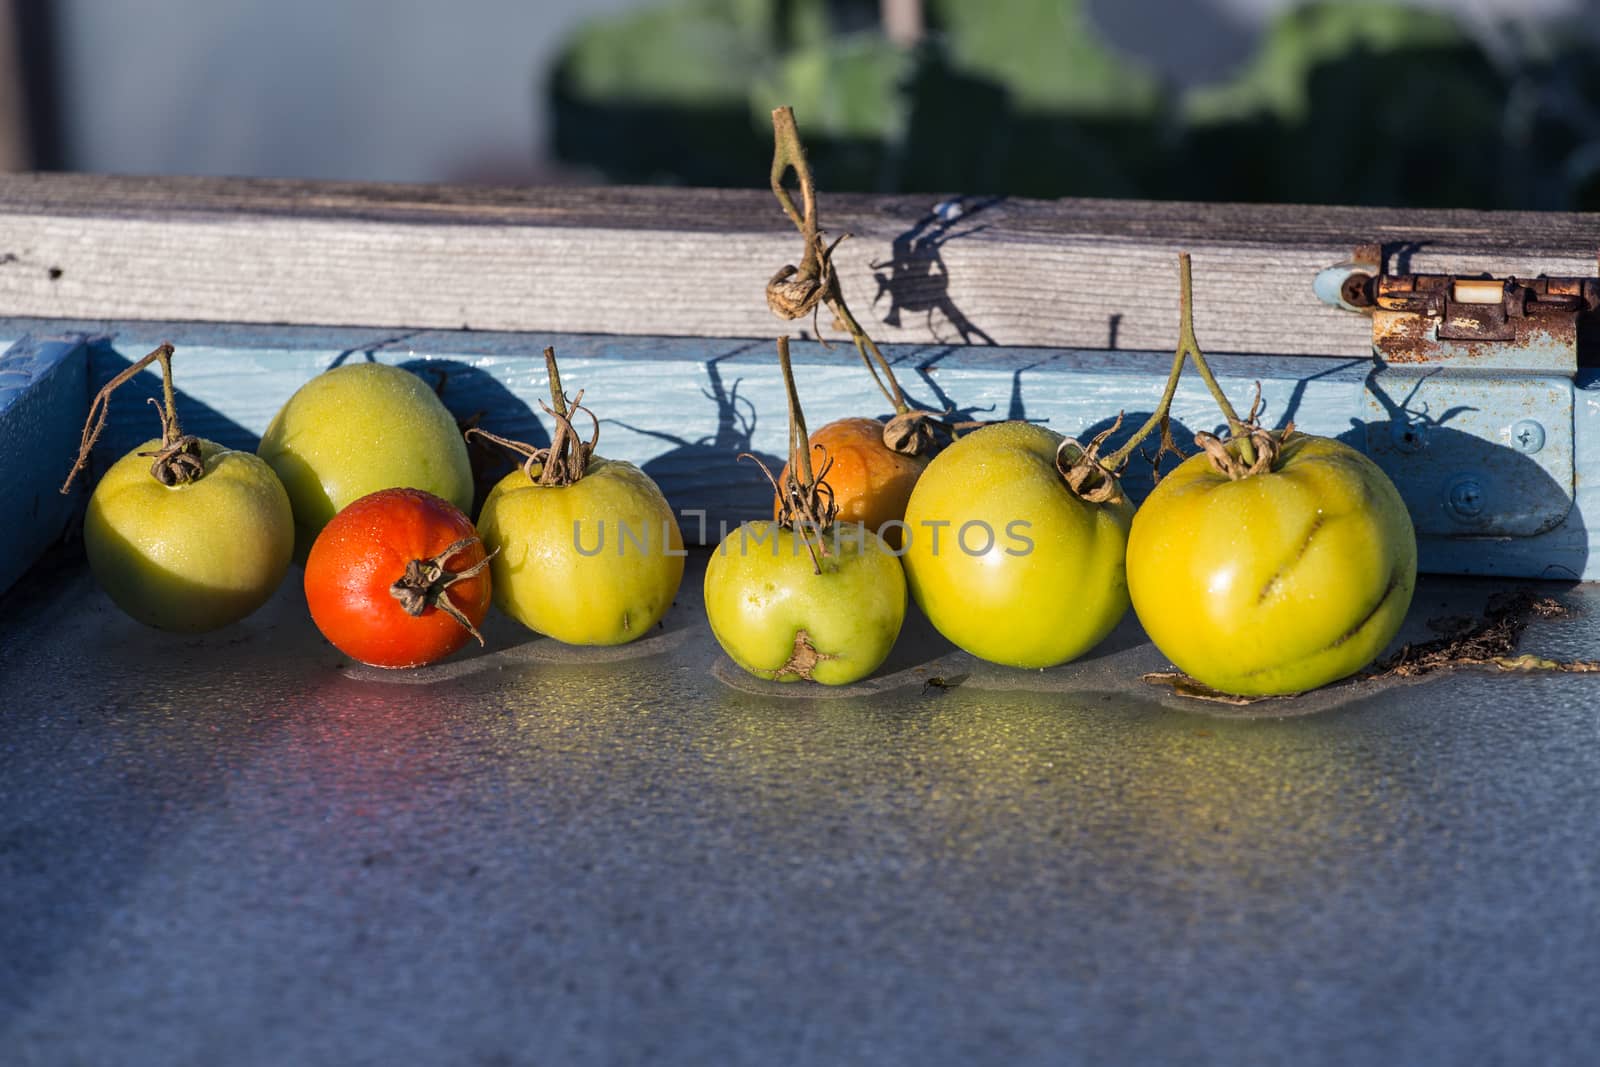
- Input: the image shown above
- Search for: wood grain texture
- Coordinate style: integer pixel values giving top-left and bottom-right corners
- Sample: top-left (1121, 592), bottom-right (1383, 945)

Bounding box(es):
top-left (0, 174), bottom-right (1595, 357)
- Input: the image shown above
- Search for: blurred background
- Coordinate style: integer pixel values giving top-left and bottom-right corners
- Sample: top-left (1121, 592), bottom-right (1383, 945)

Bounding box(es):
top-left (2, 0), bottom-right (1599, 209)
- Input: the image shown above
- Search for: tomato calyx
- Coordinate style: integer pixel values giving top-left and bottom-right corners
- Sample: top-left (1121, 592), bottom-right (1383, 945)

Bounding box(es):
top-left (464, 347), bottom-right (599, 489)
top-left (751, 448), bottom-right (839, 539)
top-left (1194, 423), bottom-right (1296, 481)
top-left (136, 402), bottom-right (206, 486)
top-left (1054, 413), bottom-right (1128, 505)
top-left (1191, 383), bottom-right (1297, 481)
top-left (388, 535), bottom-right (498, 646)
top-left (882, 410), bottom-right (939, 456)
top-left (137, 434), bottom-right (205, 486)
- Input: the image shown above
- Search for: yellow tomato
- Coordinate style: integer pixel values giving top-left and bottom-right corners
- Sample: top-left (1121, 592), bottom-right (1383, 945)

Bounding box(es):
top-left (1126, 433), bottom-right (1416, 696)
top-left (257, 362), bottom-right (473, 556)
top-left (901, 421), bottom-right (1135, 668)
top-left (477, 458), bottom-right (684, 645)
top-left (85, 439), bottom-right (294, 632)
top-left (704, 522), bottom-right (907, 685)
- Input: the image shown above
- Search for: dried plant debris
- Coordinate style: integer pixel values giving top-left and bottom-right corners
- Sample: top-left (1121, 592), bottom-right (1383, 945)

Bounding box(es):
top-left (1141, 672), bottom-right (1284, 706)
top-left (1373, 590), bottom-right (1589, 677)
top-left (1145, 589), bottom-right (1592, 705)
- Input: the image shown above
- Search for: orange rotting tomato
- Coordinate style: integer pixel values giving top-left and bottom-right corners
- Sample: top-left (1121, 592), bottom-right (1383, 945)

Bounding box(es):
top-left (775, 417), bottom-right (929, 544)
top-left (304, 488), bottom-right (493, 668)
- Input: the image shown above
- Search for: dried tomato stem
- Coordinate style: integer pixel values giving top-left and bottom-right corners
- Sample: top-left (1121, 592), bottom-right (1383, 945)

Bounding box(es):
top-left (1098, 251), bottom-right (1250, 473)
top-left (463, 427), bottom-right (542, 481)
top-left (778, 336), bottom-right (815, 489)
top-left (464, 348), bottom-right (598, 488)
top-left (833, 297), bottom-right (909, 414)
top-left (768, 106), bottom-right (910, 419)
top-left (1093, 253), bottom-right (1198, 473)
top-left (543, 345), bottom-right (569, 419)
top-left (752, 335), bottom-right (838, 573)
top-left (60, 342), bottom-right (204, 493)
top-left (1101, 347), bottom-right (1186, 473)
top-left (769, 106), bottom-right (820, 275)
top-left (1169, 252), bottom-right (1253, 464)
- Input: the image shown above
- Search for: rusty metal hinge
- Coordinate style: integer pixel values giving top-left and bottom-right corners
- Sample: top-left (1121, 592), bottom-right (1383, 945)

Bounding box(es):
top-left (1314, 244), bottom-right (1599, 541)
top-left (1314, 243), bottom-right (1600, 371)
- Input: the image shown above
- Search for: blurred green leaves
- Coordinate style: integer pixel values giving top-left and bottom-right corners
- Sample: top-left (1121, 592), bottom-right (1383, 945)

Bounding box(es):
top-left (548, 0), bottom-right (1600, 209)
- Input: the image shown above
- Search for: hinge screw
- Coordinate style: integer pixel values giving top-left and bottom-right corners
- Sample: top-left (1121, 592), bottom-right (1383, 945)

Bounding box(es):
top-left (1445, 476), bottom-right (1486, 522)
top-left (1390, 419), bottom-right (1427, 454)
top-left (1510, 419), bottom-right (1546, 455)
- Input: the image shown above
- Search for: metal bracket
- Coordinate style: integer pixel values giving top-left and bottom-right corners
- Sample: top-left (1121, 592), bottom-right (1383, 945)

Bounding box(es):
top-left (1314, 243), bottom-right (1599, 372)
top-left (1362, 371), bottom-right (1573, 538)
top-left (1317, 244), bottom-right (1598, 538)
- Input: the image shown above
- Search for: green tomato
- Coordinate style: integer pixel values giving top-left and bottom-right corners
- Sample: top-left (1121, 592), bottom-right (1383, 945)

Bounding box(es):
top-left (704, 521), bottom-right (907, 685)
top-left (1126, 433), bottom-right (1416, 696)
top-left (901, 421), bottom-right (1134, 669)
top-left (257, 362), bottom-right (473, 555)
top-left (85, 439), bottom-right (294, 632)
top-left (477, 458), bottom-right (684, 645)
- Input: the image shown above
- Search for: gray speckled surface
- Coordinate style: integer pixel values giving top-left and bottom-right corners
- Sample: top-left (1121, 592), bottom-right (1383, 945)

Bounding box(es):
top-left (3, 551), bottom-right (1599, 1065)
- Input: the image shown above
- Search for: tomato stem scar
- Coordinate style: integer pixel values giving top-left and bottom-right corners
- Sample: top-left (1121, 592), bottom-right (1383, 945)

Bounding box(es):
top-left (771, 628), bottom-right (836, 681)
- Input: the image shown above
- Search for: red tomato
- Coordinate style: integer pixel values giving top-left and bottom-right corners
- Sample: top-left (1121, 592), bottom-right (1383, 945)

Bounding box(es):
top-left (304, 488), bottom-right (493, 668)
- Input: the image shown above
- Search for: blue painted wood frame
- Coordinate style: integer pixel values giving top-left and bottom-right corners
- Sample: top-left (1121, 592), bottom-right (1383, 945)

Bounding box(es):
top-left (1, 318), bottom-right (1594, 599)
top-left (0, 335), bottom-right (90, 597)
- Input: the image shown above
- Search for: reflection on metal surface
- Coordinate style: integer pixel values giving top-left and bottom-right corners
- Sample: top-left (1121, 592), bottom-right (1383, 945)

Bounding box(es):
top-left (5, 552), bottom-right (1600, 1062)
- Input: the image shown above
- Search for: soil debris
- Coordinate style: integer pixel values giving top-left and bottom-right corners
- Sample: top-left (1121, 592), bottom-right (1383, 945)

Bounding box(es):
top-left (1141, 673), bottom-right (1291, 705)
top-left (1372, 590), bottom-right (1585, 677)
top-left (1143, 589), bottom-right (1591, 705)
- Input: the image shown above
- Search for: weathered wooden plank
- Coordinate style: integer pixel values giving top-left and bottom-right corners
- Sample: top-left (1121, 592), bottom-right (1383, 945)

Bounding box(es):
top-left (0, 175), bottom-right (1594, 356)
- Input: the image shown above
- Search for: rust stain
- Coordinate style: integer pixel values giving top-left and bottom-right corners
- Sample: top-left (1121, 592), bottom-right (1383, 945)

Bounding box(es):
top-left (1374, 312), bottom-right (1436, 363)
top-left (1370, 269), bottom-right (1593, 364)
top-left (1346, 235), bottom-right (1598, 364)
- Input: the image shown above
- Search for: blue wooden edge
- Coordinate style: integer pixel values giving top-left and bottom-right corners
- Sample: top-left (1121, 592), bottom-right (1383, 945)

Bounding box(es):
top-left (0, 318), bottom-right (1594, 596)
top-left (0, 334), bottom-right (90, 597)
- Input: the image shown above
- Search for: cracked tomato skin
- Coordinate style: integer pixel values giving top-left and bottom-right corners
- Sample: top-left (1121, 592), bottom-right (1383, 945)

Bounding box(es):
top-left (476, 458), bottom-right (684, 645)
top-left (304, 488), bottom-right (491, 669)
top-left (1127, 433), bottom-right (1416, 696)
top-left (704, 522), bottom-right (907, 685)
top-left (901, 421), bottom-right (1135, 669)
top-left (85, 438), bottom-right (294, 632)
